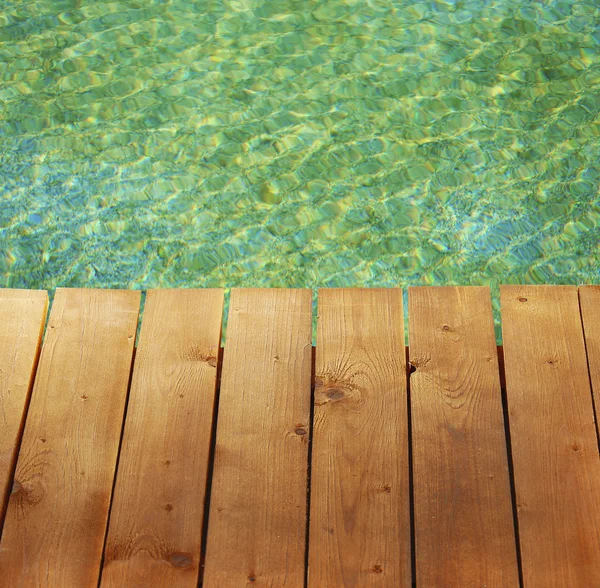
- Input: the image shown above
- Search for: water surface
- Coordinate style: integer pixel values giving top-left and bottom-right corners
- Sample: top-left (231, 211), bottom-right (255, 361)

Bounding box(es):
top-left (1, 0), bottom-right (600, 333)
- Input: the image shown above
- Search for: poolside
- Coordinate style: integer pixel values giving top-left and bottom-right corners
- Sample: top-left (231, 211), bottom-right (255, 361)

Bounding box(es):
top-left (1, 1), bottom-right (600, 586)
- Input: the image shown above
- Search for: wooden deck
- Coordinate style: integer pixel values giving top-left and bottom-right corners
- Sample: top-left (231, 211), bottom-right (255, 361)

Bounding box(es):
top-left (0, 286), bottom-right (599, 587)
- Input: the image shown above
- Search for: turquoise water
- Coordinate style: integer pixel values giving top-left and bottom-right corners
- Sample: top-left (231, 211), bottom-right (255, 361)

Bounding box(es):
top-left (1, 0), bottom-right (600, 334)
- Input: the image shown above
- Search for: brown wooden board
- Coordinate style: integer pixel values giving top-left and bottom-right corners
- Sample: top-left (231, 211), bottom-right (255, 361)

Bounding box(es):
top-left (501, 285), bottom-right (600, 586)
top-left (203, 289), bottom-right (312, 587)
top-left (101, 289), bottom-right (224, 587)
top-left (0, 289), bottom-right (48, 531)
top-left (0, 288), bottom-right (140, 587)
top-left (409, 286), bottom-right (519, 586)
top-left (579, 285), bottom-right (600, 437)
top-left (309, 288), bottom-right (411, 586)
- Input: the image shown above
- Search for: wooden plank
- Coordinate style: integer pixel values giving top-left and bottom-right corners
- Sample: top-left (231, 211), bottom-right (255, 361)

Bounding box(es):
top-left (309, 288), bottom-right (411, 586)
top-left (203, 288), bottom-right (312, 586)
top-left (0, 289), bottom-right (48, 531)
top-left (579, 285), bottom-right (600, 432)
top-left (501, 285), bottom-right (600, 586)
top-left (101, 289), bottom-right (224, 587)
top-left (409, 286), bottom-right (519, 586)
top-left (0, 288), bottom-right (140, 587)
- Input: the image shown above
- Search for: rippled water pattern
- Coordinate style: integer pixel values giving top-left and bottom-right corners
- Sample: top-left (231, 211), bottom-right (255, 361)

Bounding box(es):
top-left (1, 0), bottom-right (600, 333)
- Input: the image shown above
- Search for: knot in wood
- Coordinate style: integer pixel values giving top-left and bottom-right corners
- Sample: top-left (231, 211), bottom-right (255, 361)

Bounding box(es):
top-left (168, 552), bottom-right (193, 568)
top-left (326, 388), bottom-right (346, 401)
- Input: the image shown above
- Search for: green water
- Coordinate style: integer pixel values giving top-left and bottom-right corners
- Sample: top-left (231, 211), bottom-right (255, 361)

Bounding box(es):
top-left (1, 0), bottom-right (599, 333)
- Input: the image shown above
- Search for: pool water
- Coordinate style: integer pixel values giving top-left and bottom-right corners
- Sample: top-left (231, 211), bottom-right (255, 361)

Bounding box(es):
top-left (1, 0), bottom-right (600, 335)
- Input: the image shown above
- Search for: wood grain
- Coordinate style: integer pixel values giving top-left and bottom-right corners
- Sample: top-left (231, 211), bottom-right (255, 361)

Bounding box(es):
top-left (203, 289), bottom-right (312, 587)
top-left (0, 289), bottom-right (48, 531)
top-left (0, 288), bottom-right (140, 587)
top-left (409, 286), bottom-right (518, 587)
top-left (309, 288), bottom-right (410, 587)
top-left (501, 285), bottom-right (600, 586)
top-left (101, 289), bottom-right (224, 587)
top-left (579, 285), bottom-right (600, 433)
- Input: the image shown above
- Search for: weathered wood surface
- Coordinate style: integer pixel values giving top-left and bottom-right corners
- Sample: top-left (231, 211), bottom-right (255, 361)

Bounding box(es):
top-left (579, 285), bottom-right (600, 434)
top-left (0, 285), bottom-right (598, 586)
top-left (0, 289), bottom-right (139, 587)
top-left (101, 289), bottom-right (223, 587)
top-left (0, 289), bottom-right (48, 532)
top-left (309, 288), bottom-right (411, 586)
top-left (409, 286), bottom-right (519, 587)
top-left (202, 289), bottom-right (312, 587)
top-left (501, 285), bottom-right (600, 587)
